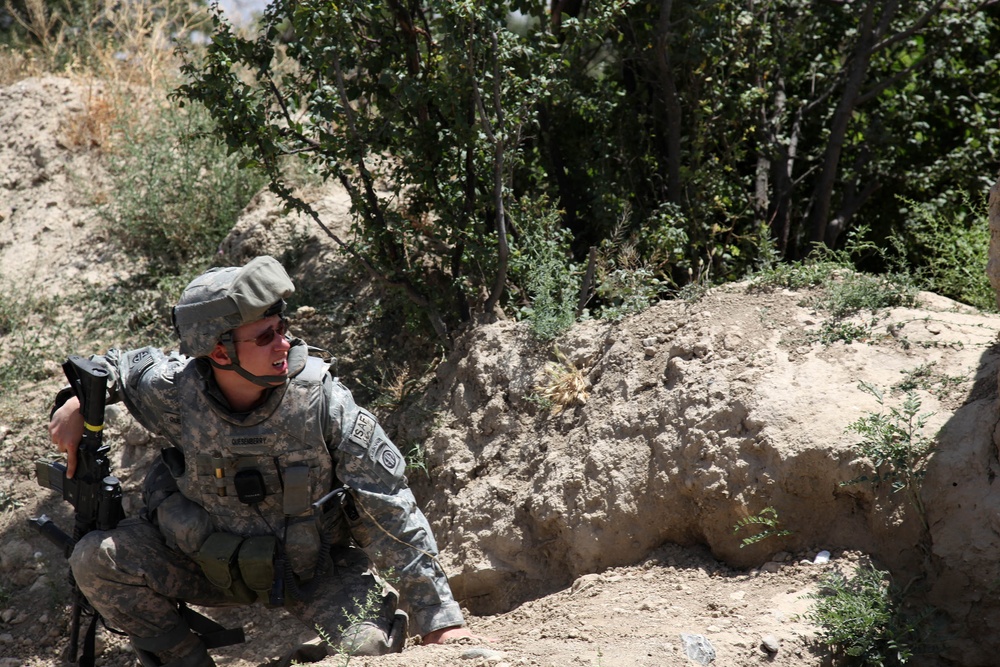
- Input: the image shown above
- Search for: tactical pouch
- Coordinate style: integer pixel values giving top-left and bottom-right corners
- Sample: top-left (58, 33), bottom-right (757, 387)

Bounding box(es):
top-left (156, 492), bottom-right (213, 557)
top-left (195, 533), bottom-right (255, 604)
top-left (282, 465), bottom-right (311, 516)
top-left (238, 535), bottom-right (277, 598)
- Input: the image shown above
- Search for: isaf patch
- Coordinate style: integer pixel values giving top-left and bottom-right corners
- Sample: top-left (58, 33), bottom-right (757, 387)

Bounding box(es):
top-left (350, 410), bottom-right (377, 447)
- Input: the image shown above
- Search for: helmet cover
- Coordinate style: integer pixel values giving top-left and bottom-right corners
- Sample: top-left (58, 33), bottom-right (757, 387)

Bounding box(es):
top-left (172, 256), bottom-right (295, 357)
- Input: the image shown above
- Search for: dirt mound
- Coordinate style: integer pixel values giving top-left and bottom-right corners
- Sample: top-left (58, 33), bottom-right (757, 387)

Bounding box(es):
top-left (4, 75), bottom-right (1000, 667)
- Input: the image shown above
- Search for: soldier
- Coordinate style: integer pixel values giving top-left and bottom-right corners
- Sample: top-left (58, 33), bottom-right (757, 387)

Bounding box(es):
top-left (48, 256), bottom-right (473, 667)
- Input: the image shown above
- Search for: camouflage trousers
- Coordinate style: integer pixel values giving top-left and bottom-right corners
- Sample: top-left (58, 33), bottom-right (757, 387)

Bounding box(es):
top-left (69, 517), bottom-right (399, 652)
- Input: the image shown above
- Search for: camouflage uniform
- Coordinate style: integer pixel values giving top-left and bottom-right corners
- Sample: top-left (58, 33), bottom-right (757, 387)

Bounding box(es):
top-left (67, 266), bottom-right (464, 664)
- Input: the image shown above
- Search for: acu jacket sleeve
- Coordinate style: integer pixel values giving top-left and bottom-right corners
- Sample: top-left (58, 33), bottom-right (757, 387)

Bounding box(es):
top-left (324, 376), bottom-right (465, 637)
top-left (94, 347), bottom-right (186, 444)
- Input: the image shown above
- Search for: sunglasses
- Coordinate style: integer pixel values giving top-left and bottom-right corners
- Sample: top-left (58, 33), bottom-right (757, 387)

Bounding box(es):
top-left (233, 317), bottom-right (289, 346)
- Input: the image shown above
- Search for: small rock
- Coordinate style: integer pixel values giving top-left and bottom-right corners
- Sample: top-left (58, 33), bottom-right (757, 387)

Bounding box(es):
top-left (295, 305), bottom-right (317, 319)
top-left (42, 359), bottom-right (62, 377)
top-left (105, 404), bottom-right (126, 427)
top-left (461, 648), bottom-right (505, 660)
top-left (761, 634), bottom-right (780, 654)
top-left (124, 425), bottom-right (152, 447)
top-left (0, 537), bottom-right (34, 573)
top-left (0, 633), bottom-right (13, 644)
top-left (0, 609), bottom-right (14, 623)
top-left (680, 633), bottom-right (716, 665)
top-left (29, 574), bottom-right (52, 594)
top-left (760, 561), bottom-right (781, 573)
top-left (571, 573), bottom-right (602, 594)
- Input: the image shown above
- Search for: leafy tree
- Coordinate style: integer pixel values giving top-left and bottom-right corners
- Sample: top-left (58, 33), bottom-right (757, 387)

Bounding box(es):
top-left (177, 0), bottom-right (1000, 343)
top-left (180, 0), bottom-right (538, 341)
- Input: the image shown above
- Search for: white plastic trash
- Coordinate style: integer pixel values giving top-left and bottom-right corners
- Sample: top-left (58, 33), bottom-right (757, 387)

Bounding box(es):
top-left (814, 550), bottom-right (831, 564)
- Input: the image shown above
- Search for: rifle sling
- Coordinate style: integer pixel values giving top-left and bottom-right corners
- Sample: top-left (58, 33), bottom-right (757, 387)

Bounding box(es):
top-left (78, 611), bottom-right (100, 667)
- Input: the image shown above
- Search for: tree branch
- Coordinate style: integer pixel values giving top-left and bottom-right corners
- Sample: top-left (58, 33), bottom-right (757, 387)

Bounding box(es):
top-left (471, 28), bottom-right (510, 320)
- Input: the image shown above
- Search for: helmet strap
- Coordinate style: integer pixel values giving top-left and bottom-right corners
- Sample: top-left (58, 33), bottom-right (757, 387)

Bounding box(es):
top-left (210, 334), bottom-right (287, 388)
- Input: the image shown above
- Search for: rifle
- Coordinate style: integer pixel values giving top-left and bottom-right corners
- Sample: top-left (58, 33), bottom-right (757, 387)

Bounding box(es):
top-left (30, 355), bottom-right (124, 667)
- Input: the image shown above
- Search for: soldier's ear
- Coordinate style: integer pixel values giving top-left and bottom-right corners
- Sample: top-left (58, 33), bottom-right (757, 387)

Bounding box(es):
top-left (208, 343), bottom-right (231, 365)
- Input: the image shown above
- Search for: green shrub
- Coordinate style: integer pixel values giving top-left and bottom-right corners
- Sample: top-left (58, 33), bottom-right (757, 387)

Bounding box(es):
top-left (732, 506), bottom-right (791, 549)
top-left (509, 199), bottom-right (581, 341)
top-left (99, 97), bottom-right (266, 274)
top-left (843, 383), bottom-right (935, 531)
top-left (0, 279), bottom-right (66, 387)
top-left (805, 564), bottom-right (930, 666)
top-left (896, 192), bottom-right (995, 312)
top-left (751, 228), bottom-right (919, 344)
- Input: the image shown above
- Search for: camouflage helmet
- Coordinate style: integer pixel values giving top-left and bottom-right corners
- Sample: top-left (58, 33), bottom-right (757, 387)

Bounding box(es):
top-left (172, 256), bottom-right (295, 357)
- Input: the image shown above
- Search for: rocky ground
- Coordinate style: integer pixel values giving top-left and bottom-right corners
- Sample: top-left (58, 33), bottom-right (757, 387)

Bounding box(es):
top-left (2, 75), bottom-right (1000, 667)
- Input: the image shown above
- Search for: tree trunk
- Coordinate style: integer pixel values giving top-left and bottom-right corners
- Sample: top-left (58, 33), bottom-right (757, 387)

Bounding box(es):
top-left (655, 0), bottom-right (683, 203)
top-left (806, 0), bottom-right (893, 248)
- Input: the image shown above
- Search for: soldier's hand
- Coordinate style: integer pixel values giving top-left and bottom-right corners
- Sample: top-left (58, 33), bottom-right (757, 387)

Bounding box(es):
top-left (49, 395), bottom-right (84, 478)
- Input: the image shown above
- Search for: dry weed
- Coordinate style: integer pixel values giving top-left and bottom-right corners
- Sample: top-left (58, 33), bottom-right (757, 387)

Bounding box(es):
top-left (2, 0), bottom-right (208, 89)
top-left (382, 365), bottom-right (412, 407)
top-left (3, 0), bottom-right (66, 62)
top-left (536, 346), bottom-right (588, 413)
top-left (0, 46), bottom-right (43, 85)
top-left (84, 0), bottom-right (205, 90)
top-left (61, 87), bottom-right (118, 150)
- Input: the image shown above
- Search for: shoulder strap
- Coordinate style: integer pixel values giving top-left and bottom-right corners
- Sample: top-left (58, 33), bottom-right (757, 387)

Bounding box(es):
top-left (296, 354), bottom-right (332, 384)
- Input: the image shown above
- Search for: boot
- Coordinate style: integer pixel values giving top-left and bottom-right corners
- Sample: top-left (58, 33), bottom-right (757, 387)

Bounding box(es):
top-left (339, 609), bottom-right (408, 656)
top-left (131, 630), bottom-right (215, 667)
top-left (275, 636), bottom-right (329, 667)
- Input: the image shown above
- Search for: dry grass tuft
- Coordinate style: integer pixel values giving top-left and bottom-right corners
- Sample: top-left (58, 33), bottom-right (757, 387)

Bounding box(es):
top-left (61, 88), bottom-right (118, 150)
top-left (4, 0), bottom-right (66, 62)
top-left (536, 346), bottom-right (589, 413)
top-left (0, 46), bottom-right (45, 85)
top-left (2, 0), bottom-right (209, 90)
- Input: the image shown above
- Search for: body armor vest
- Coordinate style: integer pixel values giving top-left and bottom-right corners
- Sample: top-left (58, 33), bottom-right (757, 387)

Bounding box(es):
top-left (174, 348), bottom-right (335, 580)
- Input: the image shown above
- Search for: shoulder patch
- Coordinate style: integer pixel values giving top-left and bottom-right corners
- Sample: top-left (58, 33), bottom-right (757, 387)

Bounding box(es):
top-left (127, 349), bottom-right (157, 390)
top-left (349, 410), bottom-right (378, 447)
top-left (376, 440), bottom-right (399, 471)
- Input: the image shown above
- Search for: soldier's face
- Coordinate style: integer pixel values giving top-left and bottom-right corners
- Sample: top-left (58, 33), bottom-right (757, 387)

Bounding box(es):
top-left (232, 314), bottom-right (292, 377)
